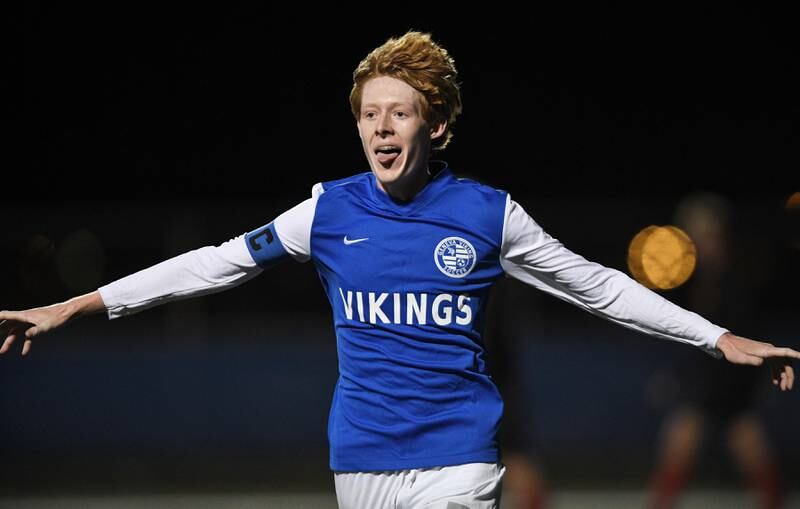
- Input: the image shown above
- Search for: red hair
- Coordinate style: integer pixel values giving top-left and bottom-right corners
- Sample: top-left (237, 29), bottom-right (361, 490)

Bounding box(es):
top-left (350, 31), bottom-right (462, 151)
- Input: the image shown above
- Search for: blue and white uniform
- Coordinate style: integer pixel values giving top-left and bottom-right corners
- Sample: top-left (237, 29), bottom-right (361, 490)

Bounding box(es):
top-left (99, 162), bottom-right (727, 474)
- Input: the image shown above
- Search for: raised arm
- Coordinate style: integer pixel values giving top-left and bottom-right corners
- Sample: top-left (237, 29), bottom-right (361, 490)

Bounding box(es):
top-left (499, 195), bottom-right (798, 390)
top-left (0, 194), bottom-right (319, 356)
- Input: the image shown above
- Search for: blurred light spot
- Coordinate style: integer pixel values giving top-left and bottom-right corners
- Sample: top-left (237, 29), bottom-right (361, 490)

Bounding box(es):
top-left (786, 191), bottom-right (800, 210)
top-left (56, 229), bottom-right (106, 293)
top-left (627, 225), bottom-right (696, 290)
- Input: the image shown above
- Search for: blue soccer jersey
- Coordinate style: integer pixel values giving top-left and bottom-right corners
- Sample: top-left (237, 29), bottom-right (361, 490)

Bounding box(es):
top-left (250, 163), bottom-right (508, 471)
top-left (99, 162), bottom-right (727, 473)
top-left (311, 166), bottom-right (506, 471)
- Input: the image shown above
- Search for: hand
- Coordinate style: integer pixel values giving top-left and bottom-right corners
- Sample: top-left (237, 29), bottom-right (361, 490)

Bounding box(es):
top-left (716, 332), bottom-right (799, 391)
top-left (0, 304), bottom-right (73, 356)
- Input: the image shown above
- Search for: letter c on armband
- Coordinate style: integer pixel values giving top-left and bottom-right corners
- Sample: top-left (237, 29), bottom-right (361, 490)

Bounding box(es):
top-left (248, 225), bottom-right (275, 251)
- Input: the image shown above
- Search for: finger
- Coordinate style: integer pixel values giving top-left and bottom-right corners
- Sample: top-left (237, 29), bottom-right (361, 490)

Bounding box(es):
top-left (769, 359), bottom-right (794, 390)
top-left (24, 326), bottom-right (41, 339)
top-left (0, 311), bottom-right (26, 323)
top-left (21, 339), bottom-right (32, 356)
top-left (770, 358), bottom-right (786, 381)
top-left (779, 347), bottom-right (800, 359)
top-left (749, 339), bottom-right (775, 348)
top-left (761, 346), bottom-right (800, 360)
top-left (0, 319), bottom-right (23, 338)
top-left (0, 334), bottom-right (17, 354)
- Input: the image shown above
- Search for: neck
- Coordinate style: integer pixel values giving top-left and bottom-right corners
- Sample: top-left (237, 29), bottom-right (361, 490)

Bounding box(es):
top-left (380, 165), bottom-right (431, 202)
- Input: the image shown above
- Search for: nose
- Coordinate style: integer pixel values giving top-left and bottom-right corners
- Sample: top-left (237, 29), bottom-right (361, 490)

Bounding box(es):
top-left (375, 114), bottom-right (393, 136)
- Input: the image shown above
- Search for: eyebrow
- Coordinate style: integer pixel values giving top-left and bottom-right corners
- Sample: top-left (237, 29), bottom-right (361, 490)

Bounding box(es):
top-left (361, 100), bottom-right (415, 110)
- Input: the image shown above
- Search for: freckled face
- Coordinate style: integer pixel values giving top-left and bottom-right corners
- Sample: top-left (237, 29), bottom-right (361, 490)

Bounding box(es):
top-left (357, 76), bottom-right (445, 198)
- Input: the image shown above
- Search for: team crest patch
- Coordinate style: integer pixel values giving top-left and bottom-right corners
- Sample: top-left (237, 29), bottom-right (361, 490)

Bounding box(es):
top-left (434, 237), bottom-right (476, 278)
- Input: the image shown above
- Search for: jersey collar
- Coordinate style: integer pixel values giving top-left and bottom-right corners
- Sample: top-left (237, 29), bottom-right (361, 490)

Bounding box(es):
top-left (368, 160), bottom-right (453, 215)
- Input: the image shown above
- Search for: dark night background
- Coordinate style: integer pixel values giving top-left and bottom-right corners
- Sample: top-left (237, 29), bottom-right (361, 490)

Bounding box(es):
top-left (3, 3), bottom-right (798, 502)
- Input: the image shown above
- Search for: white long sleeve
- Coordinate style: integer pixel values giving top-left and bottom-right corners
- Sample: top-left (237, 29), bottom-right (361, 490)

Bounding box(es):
top-left (98, 235), bottom-right (262, 319)
top-left (499, 195), bottom-right (726, 356)
top-left (97, 184), bottom-right (322, 320)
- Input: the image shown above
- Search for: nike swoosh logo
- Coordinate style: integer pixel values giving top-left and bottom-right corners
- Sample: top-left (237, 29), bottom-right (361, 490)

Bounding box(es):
top-left (343, 236), bottom-right (369, 245)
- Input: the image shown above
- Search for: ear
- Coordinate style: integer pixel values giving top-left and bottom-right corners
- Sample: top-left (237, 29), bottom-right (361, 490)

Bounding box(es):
top-left (430, 121), bottom-right (447, 141)
top-left (356, 121), bottom-right (362, 139)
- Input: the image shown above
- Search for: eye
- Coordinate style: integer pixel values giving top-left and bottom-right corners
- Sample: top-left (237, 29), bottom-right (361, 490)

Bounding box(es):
top-left (394, 111), bottom-right (408, 119)
top-left (363, 111), bottom-right (377, 120)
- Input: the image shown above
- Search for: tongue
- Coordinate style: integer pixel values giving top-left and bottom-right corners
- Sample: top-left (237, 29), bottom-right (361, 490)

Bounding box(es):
top-left (377, 152), bottom-right (400, 166)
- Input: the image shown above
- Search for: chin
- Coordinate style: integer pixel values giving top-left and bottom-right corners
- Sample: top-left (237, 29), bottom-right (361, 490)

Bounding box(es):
top-left (374, 172), bottom-right (400, 189)
top-left (372, 160), bottom-right (405, 182)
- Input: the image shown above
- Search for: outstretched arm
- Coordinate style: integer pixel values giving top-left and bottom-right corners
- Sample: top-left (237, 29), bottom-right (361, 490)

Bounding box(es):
top-left (0, 232), bottom-right (264, 356)
top-left (500, 195), bottom-right (798, 390)
top-left (0, 291), bottom-right (106, 355)
top-left (0, 194), bottom-right (319, 356)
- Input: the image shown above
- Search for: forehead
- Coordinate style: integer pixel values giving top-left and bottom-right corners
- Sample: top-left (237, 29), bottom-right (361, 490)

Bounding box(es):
top-left (361, 76), bottom-right (421, 108)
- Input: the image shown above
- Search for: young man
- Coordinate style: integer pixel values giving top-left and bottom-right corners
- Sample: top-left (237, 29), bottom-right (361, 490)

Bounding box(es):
top-left (1, 32), bottom-right (797, 509)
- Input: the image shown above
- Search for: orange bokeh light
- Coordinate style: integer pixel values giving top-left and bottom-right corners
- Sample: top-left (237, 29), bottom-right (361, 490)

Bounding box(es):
top-left (628, 225), bottom-right (696, 290)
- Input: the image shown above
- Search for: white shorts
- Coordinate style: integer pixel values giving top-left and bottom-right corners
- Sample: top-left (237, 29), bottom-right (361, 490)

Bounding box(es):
top-left (333, 462), bottom-right (505, 509)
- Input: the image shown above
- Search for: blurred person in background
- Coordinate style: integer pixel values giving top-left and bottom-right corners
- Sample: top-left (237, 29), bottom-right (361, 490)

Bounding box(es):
top-left (647, 193), bottom-right (784, 509)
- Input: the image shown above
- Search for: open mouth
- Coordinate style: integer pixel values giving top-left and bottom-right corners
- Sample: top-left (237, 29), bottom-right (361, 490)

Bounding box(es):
top-left (375, 145), bottom-right (402, 168)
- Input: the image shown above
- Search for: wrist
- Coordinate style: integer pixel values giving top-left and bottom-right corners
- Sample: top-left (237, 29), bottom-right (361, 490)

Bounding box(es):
top-left (53, 299), bottom-right (80, 323)
top-left (59, 292), bottom-right (105, 321)
top-left (715, 331), bottom-right (734, 351)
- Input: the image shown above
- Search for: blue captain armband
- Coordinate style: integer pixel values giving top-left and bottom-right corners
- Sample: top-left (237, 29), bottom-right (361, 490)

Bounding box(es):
top-left (245, 222), bottom-right (290, 268)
